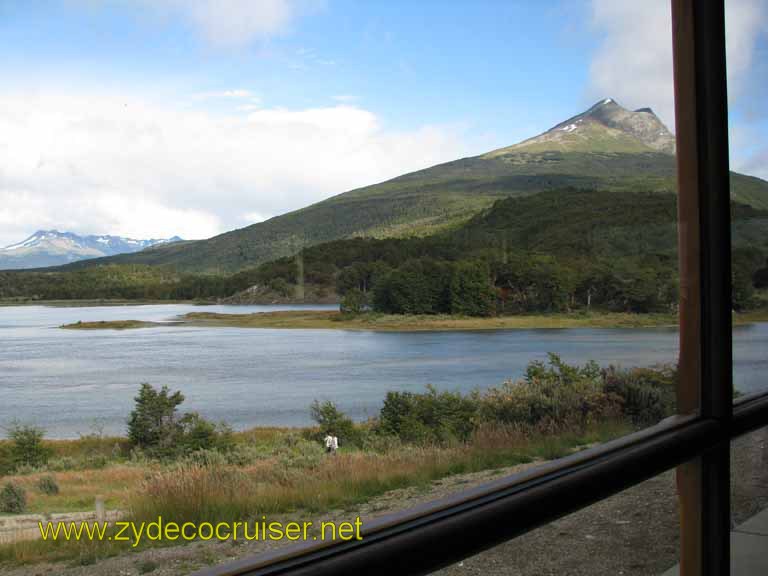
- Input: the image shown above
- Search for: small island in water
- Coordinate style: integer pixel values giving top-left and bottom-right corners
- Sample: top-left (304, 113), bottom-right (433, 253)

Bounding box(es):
top-left (59, 308), bottom-right (768, 332)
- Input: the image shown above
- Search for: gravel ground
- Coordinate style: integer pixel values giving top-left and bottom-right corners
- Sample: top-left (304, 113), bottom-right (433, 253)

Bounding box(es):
top-left (4, 428), bottom-right (767, 576)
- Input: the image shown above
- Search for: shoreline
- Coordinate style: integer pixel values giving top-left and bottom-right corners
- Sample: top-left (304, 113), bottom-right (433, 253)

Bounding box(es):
top-left (59, 308), bottom-right (768, 331)
top-left (0, 298), bottom-right (214, 308)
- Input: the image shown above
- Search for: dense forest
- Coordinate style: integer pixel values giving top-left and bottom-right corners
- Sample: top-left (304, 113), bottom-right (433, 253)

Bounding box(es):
top-left (2, 190), bottom-right (767, 315)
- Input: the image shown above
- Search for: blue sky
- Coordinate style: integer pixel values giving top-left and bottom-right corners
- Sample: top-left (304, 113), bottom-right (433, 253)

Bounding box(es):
top-left (0, 0), bottom-right (765, 244)
top-left (1, 1), bottom-right (596, 140)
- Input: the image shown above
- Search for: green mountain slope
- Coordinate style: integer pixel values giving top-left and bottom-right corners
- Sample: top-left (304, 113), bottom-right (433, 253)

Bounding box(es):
top-left (4, 189), bottom-right (766, 307)
top-left (57, 98), bottom-right (768, 273)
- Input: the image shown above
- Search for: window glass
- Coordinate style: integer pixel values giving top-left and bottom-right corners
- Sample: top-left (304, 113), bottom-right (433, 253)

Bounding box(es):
top-left (726, 2), bottom-right (768, 395)
top-left (730, 427), bottom-right (768, 572)
top-left (434, 469), bottom-right (680, 576)
top-left (0, 2), bottom-right (692, 574)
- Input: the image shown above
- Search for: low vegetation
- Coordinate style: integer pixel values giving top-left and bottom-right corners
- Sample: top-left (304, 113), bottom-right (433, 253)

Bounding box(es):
top-left (60, 320), bottom-right (161, 330)
top-left (0, 355), bottom-right (680, 566)
top-left (0, 482), bottom-right (27, 514)
top-left (61, 308), bottom-right (768, 332)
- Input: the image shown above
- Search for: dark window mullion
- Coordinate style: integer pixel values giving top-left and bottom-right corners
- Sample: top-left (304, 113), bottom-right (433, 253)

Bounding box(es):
top-left (671, 1), bottom-right (732, 574)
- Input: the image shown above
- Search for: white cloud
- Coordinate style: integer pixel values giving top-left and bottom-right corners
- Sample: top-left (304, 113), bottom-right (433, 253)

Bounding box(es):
top-left (588, 0), bottom-right (768, 131)
top-left (242, 211), bottom-right (271, 223)
top-left (742, 148), bottom-right (768, 181)
top-left (194, 89), bottom-right (254, 99)
top-left (0, 91), bottom-right (469, 246)
top-left (236, 103), bottom-right (263, 112)
top-left (155, 0), bottom-right (295, 47)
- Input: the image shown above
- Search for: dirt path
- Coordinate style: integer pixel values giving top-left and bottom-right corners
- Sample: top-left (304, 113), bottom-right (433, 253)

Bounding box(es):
top-left (3, 429), bottom-right (767, 576)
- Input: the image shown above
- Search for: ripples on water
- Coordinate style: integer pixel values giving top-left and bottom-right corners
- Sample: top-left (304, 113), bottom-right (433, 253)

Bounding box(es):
top-left (1, 304), bottom-right (765, 438)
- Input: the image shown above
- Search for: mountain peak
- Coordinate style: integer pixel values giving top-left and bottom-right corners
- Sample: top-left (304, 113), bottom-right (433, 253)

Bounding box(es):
top-left (1, 230), bottom-right (183, 270)
top-left (486, 98), bottom-right (676, 157)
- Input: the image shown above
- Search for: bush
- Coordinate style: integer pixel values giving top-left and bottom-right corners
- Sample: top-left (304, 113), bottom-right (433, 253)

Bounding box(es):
top-left (267, 277), bottom-right (291, 297)
top-left (378, 385), bottom-right (478, 444)
top-left (478, 354), bottom-right (620, 432)
top-left (6, 423), bottom-right (51, 470)
top-left (276, 434), bottom-right (324, 469)
top-left (48, 456), bottom-right (77, 471)
top-left (309, 401), bottom-right (357, 447)
top-left (603, 365), bottom-right (677, 425)
top-left (84, 454), bottom-right (109, 470)
top-left (127, 383), bottom-right (233, 459)
top-left (0, 482), bottom-right (27, 514)
top-left (37, 475), bottom-right (60, 495)
top-left (12, 464), bottom-right (40, 476)
top-left (0, 442), bottom-right (13, 475)
top-left (340, 288), bottom-right (368, 314)
top-left (137, 559), bottom-right (159, 574)
top-left (224, 444), bottom-right (267, 466)
top-left (184, 449), bottom-right (228, 468)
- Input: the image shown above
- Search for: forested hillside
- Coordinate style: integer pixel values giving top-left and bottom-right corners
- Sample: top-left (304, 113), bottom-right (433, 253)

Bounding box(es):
top-left (46, 99), bottom-right (768, 274)
top-left (4, 189), bottom-right (767, 314)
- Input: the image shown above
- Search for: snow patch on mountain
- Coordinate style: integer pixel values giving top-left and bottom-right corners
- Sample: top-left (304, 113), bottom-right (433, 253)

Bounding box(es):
top-left (0, 230), bottom-right (183, 270)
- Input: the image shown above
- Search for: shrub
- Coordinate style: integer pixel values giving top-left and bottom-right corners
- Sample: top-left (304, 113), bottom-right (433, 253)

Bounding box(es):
top-left (184, 449), bottom-right (228, 468)
top-left (340, 288), bottom-right (368, 314)
top-left (12, 464), bottom-right (40, 476)
top-left (6, 423), bottom-right (51, 470)
top-left (137, 559), bottom-right (158, 574)
top-left (378, 385), bottom-right (478, 444)
top-left (0, 482), bottom-right (27, 513)
top-left (0, 442), bottom-right (13, 475)
top-left (267, 277), bottom-right (290, 297)
top-left (478, 354), bottom-right (620, 432)
top-left (127, 383), bottom-right (232, 459)
top-left (277, 434), bottom-right (324, 469)
top-left (47, 456), bottom-right (77, 471)
top-left (178, 414), bottom-right (217, 452)
top-left (309, 401), bottom-right (357, 447)
top-left (603, 364), bottom-right (677, 425)
top-left (37, 474), bottom-right (60, 495)
top-left (224, 444), bottom-right (267, 466)
top-left (355, 432), bottom-right (402, 453)
top-left (84, 454), bottom-right (109, 469)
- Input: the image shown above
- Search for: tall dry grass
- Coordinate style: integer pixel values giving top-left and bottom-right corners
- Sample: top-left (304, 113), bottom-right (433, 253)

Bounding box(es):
top-left (130, 420), bottom-right (627, 525)
top-left (0, 421), bottom-right (627, 566)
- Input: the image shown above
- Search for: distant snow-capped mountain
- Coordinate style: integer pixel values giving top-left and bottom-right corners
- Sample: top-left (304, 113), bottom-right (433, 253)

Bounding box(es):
top-left (0, 230), bottom-right (183, 270)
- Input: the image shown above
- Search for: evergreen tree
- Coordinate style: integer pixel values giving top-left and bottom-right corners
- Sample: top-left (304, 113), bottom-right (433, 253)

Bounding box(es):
top-left (127, 383), bottom-right (185, 449)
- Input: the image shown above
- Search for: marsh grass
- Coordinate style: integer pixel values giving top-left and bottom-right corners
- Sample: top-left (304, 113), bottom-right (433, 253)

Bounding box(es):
top-left (130, 420), bottom-right (628, 525)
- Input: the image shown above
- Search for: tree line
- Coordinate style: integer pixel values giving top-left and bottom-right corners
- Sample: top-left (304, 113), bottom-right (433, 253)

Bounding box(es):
top-left (2, 189), bottom-right (767, 314)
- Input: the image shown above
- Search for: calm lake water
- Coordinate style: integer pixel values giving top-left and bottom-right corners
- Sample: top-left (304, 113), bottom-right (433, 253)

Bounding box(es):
top-left (1, 304), bottom-right (766, 438)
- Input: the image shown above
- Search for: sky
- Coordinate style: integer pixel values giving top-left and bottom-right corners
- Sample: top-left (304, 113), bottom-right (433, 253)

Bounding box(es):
top-left (0, 0), bottom-right (766, 246)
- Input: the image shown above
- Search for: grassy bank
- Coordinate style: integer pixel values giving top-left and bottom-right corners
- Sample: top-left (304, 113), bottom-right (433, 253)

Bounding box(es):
top-left (0, 421), bottom-right (627, 566)
top-left (60, 320), bottom-right (165, 330)
top-left (59, 308), bottom-right (768, 331)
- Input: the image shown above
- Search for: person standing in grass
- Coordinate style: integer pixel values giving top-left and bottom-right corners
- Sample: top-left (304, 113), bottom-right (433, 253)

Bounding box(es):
top-left (324, 431), bottom-right (334, 454)
top-left (332, 433), bottom-right (339, 455)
